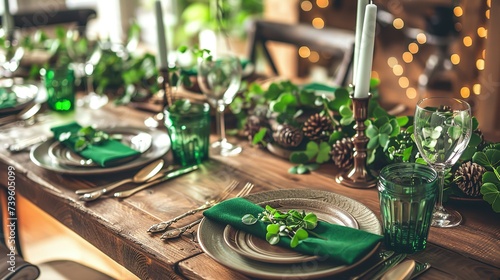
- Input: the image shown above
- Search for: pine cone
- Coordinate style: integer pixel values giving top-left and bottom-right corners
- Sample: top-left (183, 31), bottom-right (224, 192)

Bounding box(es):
top-left (474, 128), bottom-right (487, 151)
top-left (273, 124), bottom-right (304, 148)
top-left (302, 113), bottom-right (333, 141)
top-left (455, 161), bottom-right (486, 197)
top-left (331, 137), bottom-right (354, 170)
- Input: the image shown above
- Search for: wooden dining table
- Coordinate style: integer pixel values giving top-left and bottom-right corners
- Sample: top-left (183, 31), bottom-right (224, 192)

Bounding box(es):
top-left (0, 100), bottom-right (499, 280)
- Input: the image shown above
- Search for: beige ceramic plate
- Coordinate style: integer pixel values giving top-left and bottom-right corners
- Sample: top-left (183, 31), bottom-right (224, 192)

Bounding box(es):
top-left (198, 189), bottom-right (382, 279)
top-left (223, 197), bottom-right (359, 264)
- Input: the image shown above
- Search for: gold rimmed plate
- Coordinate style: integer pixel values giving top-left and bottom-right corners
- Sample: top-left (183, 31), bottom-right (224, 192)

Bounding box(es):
top-left (197, 189), bottom-right (382, 279)
top-left (222, 197), bottom-right (359, 264)
top-left (30, 127), bottom-right (169, 175)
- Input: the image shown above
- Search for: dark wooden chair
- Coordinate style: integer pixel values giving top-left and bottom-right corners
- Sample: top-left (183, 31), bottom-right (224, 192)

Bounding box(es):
top-left (2, 8), bottom-right (97, 35)
top-left (246, 19), bottom-right (355, 86)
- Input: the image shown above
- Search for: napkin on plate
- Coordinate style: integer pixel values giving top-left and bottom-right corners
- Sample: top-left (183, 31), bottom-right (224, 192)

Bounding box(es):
top-left (50, 122), bottom-right (141, 167)
top-left (0, 90), bottom-right (17, 109)
top-left (204, 197), bottom-right (383, 265)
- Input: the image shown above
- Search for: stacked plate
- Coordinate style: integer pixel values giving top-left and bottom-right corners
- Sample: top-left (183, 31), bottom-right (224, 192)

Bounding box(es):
top-left (30, 126), bottom-right (170, 175)
top-left (197, 189), bottom-right (382, 279)
top-left (0, 79), bottom-right (39, 115)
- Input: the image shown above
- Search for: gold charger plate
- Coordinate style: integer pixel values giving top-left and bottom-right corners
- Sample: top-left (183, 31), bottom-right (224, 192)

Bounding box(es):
top-left (197, 189), bottom-right (382, 279)
top-left (222, 197), bottom-right (359, 264)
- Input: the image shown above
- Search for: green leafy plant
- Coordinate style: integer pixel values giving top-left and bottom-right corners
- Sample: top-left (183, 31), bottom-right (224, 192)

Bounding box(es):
top-left (242, 205), bottom-right (320, 248)
top-left (58, 126), bottom-right (111, 151)
top-left (472, 144), bottom-right (500, 212)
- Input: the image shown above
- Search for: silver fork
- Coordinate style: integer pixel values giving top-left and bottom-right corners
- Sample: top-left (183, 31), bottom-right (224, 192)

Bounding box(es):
top-left (160, 182), bottom-right (255, 240)
top-left (147, 180), bottom-right (240, 233)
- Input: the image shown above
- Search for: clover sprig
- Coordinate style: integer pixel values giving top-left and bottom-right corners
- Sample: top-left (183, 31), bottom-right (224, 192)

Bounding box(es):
top-left (242, 205), bottom-right (320, 248)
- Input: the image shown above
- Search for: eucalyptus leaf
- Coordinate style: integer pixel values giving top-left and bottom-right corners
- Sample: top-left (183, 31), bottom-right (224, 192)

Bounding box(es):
top-left (297, 165), bottom-right (309, 174)
top-left (241, 214), bottom-right (258, 225)
top-left (316, 142), bottom-right (331, 163)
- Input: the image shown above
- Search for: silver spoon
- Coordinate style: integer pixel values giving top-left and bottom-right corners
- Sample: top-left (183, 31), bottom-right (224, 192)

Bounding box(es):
top-left (78, 159), bottom-right (164, 201)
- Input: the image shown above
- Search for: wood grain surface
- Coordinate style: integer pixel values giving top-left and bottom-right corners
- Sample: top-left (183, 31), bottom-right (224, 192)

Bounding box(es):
top-left (1, 103), bottom-right (499, 280)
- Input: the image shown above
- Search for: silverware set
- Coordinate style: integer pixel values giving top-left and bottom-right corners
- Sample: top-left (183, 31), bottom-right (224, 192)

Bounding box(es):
top-left (351, 252), bottom-right (430, 280)
top-left (75, 160), bottom-right (198, 201)
top-left (148, 181), bottom-right (254, 240)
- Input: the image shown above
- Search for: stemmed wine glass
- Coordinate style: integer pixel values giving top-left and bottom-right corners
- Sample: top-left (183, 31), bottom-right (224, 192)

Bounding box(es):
top-left (66, 27), bottom-right (108, 109)
top-left (197, 52), bottom-right (242, 156)
top-left (414, 97), bottom-right (472, 228)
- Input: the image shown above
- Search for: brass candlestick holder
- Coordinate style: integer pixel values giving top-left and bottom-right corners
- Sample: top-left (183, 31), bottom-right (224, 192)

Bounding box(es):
top-left (158, 67), bottom-right (173, 109)
top-left (335, 93), bottom-right (376, 188)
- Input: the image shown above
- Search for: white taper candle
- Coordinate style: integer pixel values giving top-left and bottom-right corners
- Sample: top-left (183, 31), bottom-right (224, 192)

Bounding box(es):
top-left (353, 0), bottom-right (369, 84)
top-left (155, 0), bottom-right (168, 69)
top-left (353, 3), bottom-right (377, 99)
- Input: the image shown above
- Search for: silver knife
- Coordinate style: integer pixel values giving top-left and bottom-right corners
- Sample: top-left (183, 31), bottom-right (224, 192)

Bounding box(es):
top-left (113, 165), bottom-right (198, 198)
top-left (366, 253), bottom-right (407, 280)
top-left (351, 250), bottom-right (395, 280)
top-left (411, 261), bottom-right (431, 279)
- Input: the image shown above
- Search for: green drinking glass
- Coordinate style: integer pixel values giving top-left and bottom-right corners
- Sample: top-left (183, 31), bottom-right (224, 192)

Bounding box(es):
top-left (378, 162), bottom-right (438, 254)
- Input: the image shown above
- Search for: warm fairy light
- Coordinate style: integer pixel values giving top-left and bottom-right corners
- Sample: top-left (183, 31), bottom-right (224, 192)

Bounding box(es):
top-left (309, 51), bottom-right (320, 63)
top-left (453, 6), bottom-right (463, 17)
top-left (416, 33), bottom-right (427, 44)
top-left (450, 54), bottom-right (460, 65)
top-left (393, 65), bottom-right (404, 76)
top-left (473, 84), bottom-right (481, 95)
top-left (406, 87), bottom-right (417, 99)
top-left (408, 43), bottom-right (419, 54)
top-left (398, 77), bottom-right (409, 88)
top-left (402, 52), bottom-right (413, 63)
top-left (372, 71), bottom-right (379, 79)
top-left (463, 36), bottom-right (473, 47)
top-left (482, 49), bottom-right (486, 59)
top-left (393, 18), bottom-right (404, 29)
top-left (477, 27), bottom-right (487, 38)
top-left (486, 10), bottom-right (490, 19)
top-left (316, 0), bottom-right (329, 8)
top-left (301, 1), bottom-right (313, 11)
top-left (312, 18), bottom-right (325, 29)
top-left (460, 87), bottom-right (471, 98)
top-left (387, 57), bottom-right (398, 68)
top-left (476, 59), bottom-right (485, 70)
top-left (298, 46), bottom-right (311, 58)
top-left (487, 0), bottom-right (491, 7)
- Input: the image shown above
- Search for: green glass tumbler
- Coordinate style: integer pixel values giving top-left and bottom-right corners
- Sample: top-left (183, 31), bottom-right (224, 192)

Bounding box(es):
top-left (44, 67), bottom-right (75, 112)
top-left (164, 102), bottom-right (210, 167)
top-left (378, 163), bottom-right (438, 254)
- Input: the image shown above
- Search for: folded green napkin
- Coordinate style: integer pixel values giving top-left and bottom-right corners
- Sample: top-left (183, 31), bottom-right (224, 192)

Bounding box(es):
top-left (301, 82), bottom-right (336, 93)
top-left (204, 197), bottom-right (382, 265)
top-left (0, 90), bottom-right (17, 109)
top-left (50, 122), bottom-right (140, 167)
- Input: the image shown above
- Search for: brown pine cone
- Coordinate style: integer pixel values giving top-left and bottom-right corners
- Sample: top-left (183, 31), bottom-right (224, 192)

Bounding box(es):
top-left (455, 161), bottom-right (486, 197)
top-left (331, 137), bottom-right (354, 170)
top-left (302, 113), bottom-right (333, 142)
top-left (273, 124), bottom-right (304, 148)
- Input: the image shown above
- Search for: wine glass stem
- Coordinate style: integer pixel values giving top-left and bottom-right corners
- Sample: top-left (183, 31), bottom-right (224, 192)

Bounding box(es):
top-left (216, 103), bottom-right (226, 142)
top-left (435, 166), bottom-right (446, 212)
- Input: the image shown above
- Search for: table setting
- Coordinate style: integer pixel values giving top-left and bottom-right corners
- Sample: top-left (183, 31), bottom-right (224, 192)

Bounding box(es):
top-left (0, 0), bottom-right (499, 279)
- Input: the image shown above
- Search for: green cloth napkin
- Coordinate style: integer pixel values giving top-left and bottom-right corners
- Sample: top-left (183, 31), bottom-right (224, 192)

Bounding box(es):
top-left (50, 122), bottom-right (140, 167)
top-left (0, 90), bottom-right (17, 109)
top-left (204, 197), bottom-right (383, 265)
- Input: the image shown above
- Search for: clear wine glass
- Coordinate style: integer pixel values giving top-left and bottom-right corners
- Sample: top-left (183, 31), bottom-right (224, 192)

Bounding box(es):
top-left (66, 27), bottom-right (108, 109)
top-left (197, 52), bottom-right (242, 156)
top-left (414, 97), bottom-right (472, 227)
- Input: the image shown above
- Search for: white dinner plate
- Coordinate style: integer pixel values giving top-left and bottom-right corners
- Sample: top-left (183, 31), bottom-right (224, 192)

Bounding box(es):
top-left (0, 80), bottom-right (39, 115)
top-left (197, 189), bottom-right (382, 279)
top-left (30, 126), bottom-right (170, 175)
